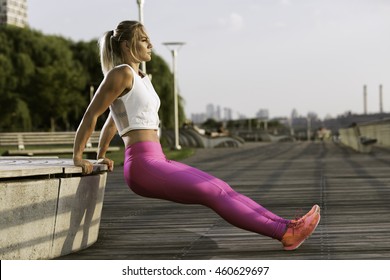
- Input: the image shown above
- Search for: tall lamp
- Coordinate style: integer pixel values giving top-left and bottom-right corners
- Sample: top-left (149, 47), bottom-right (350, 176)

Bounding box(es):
top-left (162, 42), bottom-right (185, 150)
top-left (136, 0), bottom-right (146, 73)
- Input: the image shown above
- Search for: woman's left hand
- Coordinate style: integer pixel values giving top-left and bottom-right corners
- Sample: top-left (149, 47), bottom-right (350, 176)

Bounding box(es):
top-left (97, 157), bottom-right (114, 172)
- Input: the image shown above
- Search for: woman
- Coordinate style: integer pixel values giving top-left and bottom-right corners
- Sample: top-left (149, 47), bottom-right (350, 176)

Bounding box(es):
top-left (73, 20), bottom-right (320, 251)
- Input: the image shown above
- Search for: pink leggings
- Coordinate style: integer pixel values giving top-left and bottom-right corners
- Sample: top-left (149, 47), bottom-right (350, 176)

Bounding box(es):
top-left (124, 141), bottom-right (289, 240)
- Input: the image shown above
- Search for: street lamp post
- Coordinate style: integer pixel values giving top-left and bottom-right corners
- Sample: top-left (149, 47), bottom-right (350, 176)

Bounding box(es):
top-left (136, 0), bottom-right (144, 23)
top-left (136, 0), bottom-right (146, 73)
top-left (163, 42), bottom-right (185, 150)
top-left (307, 116), bottom-right (311, 141)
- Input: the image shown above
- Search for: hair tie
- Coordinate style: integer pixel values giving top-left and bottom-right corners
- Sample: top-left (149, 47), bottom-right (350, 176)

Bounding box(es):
top-left (109, 30), bottom-right (115, 40)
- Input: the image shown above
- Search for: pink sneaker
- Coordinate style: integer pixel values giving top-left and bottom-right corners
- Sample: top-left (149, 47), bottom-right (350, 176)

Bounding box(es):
top-left (281, 211), bottom-right (320, 251)
top-left (290, 204), bottom-right (320, 224)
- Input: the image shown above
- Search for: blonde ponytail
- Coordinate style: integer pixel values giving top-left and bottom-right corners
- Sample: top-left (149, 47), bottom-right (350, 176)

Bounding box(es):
top-left (98, 21), bottom-right (145, 76)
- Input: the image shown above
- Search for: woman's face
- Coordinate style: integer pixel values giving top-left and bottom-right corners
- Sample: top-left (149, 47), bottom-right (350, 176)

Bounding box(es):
top-left (135, 31), bottom-right (153, 62)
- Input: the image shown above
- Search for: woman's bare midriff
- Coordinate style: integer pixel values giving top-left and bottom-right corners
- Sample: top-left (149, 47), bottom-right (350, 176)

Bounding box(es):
top-left (122, 129), bottom-right (160, 147)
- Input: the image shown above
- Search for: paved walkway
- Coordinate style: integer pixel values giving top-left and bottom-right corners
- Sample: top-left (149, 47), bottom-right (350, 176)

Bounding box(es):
top-left (58, 141), bottom-right (390, 260)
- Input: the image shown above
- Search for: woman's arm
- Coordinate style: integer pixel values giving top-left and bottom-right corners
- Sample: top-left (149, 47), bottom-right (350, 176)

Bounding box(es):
top-left (73, 66), bottom-right (132, 174)
top-left (95, 112), bottom-right (117, 171)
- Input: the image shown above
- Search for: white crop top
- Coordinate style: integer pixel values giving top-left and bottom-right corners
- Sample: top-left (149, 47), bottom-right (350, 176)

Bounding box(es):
top-left (109, 65), bottom-right (161, 136)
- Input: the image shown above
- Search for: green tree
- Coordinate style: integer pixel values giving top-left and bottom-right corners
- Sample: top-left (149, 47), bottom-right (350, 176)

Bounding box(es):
top-left (70, 40), bottom-right (106, 129)
top-left (0, 26), bottom-right (88, 131)
top-left (23, 35), bottom-right (87, 131)
top-left (71, 40), bottom-right (102, 87)
top-left (0, 51), bottom-right (31, 131)
top-left (202, 118), bottom-right (222, 131)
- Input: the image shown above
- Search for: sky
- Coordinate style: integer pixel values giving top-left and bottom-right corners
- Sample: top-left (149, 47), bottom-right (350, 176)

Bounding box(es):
top-left (28, 0), bottom-right (390, 120)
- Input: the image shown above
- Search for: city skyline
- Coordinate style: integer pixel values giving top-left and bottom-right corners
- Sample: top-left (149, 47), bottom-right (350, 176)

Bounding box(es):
top-left (191, 103), bottom-right (271, 123)
top-left (190, 83), bottom-right (386, 124)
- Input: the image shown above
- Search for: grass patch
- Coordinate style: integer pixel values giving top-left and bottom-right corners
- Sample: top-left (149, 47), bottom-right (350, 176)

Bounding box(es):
top-left (163, 147), bottom-right (195, 161)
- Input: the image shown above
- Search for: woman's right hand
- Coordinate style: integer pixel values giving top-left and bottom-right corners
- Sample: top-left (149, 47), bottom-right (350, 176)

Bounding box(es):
top-left (73, 158), bottom-right (94, 174)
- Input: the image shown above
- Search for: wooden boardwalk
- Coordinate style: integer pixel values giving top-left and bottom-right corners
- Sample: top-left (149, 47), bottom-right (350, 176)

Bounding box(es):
top-left (58, 141), bottom-right (390, 260)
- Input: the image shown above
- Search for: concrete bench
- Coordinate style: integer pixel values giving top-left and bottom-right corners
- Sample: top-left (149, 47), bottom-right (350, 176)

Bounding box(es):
top-left (0, 131), bottom-right (120, 157)
top-left (0, 157), bottom-right (108, 259)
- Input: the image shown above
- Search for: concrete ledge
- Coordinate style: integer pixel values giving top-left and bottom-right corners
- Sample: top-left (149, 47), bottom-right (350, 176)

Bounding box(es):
top-left (0, 158), bottom-right (107, 259)
top-left (358, 119), bottom-right (390, 147)
top-left (338, 127), bottom-right (375, 153)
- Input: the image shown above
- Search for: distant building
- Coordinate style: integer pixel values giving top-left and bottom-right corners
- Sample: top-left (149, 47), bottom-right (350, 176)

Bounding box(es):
top-left (0, 0), bottom-right (28, 27)
top-left (291, 109), bottom-right (299, 120)
top-left (191, 113), bottom-right (207, 124)
top-left (223, 107), bottom-right (233, 121)
top-left (205, 103), bottom-right (222, 121)
top-left (190, 104), bottom-right (233, 123)
top-left (215, 105), bottom-right (221, 121)
top-left (256, 109), bottom-right (269, 120)
top-left (237, 113), bottom-right (247, 120)
top-left (205, 104), bottom-right (214, 119)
